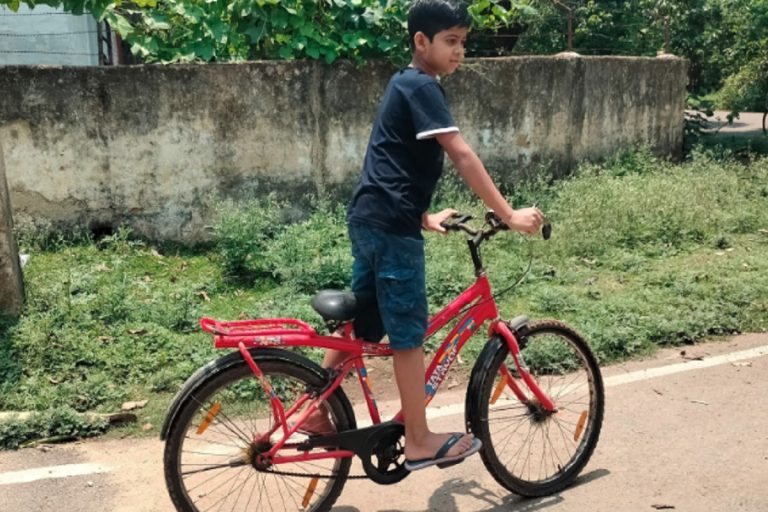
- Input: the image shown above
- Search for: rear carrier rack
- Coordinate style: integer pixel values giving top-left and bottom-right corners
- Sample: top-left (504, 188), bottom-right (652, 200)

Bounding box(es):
top-left (200, 317), bottom-right (317, 348)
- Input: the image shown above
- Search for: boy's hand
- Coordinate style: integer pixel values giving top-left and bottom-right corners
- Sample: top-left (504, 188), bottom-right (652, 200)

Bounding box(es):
top-left (422, 208), bottom-right (458, 234)
top-left (505, 207), bottom-right (544, 235)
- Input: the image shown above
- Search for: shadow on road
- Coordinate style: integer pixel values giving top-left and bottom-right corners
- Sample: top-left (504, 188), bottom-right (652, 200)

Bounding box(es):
top-left (425, 468), bottom-right (610, 512)
top-left (334, 468), bottom-right (610, 512)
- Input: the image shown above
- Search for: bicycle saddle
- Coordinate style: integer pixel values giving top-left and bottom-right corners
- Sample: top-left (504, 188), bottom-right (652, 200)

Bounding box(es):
top-left (311, 290), bottom-right (369, 321)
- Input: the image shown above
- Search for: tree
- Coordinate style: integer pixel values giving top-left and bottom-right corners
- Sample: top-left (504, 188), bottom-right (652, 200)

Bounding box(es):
top-left (2, 0), bottom-right (412, 64)
top-left (0, 0), bottom-right (537, 64)
top-left (711, 0), bottom-right (768, 111)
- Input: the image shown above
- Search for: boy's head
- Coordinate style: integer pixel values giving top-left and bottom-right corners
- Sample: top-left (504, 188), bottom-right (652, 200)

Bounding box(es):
top-left (407, 0), bottom-right (471, 50)
top-left (408, 0), bottom-right (471, 76)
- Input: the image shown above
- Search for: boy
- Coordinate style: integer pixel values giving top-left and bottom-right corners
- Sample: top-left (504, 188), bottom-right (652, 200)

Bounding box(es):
top-left (312, 0), bottom-right (544, 471)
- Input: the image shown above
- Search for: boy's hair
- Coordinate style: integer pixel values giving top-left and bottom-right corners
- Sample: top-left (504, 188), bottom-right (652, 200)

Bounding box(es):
top-left (407, 0), bottom-right (471, 49)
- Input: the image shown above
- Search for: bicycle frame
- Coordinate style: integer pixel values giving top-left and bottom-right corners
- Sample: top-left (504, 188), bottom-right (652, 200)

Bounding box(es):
top-left (199, 273), bottom-right (557, 466)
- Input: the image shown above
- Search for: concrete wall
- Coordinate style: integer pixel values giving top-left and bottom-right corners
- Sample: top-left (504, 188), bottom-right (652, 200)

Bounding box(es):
top-left (0, 56), bottom-right (688, 242)
top-left (0, 5), bottom-right (99, 66)
top-left (0, 140), bottom-right (25, 315)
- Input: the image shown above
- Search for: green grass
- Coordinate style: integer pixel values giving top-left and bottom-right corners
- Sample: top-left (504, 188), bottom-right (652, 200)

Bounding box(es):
top-left (1, 148), bottom-right (767, 448)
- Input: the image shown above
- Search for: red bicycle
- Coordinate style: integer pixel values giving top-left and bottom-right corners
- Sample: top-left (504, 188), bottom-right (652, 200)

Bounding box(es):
top-left (161, 212), bottom-right (604, 511)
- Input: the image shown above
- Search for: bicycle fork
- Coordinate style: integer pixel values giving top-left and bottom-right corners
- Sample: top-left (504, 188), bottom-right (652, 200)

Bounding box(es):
top-left (491, 321), bottom-right (557, 413)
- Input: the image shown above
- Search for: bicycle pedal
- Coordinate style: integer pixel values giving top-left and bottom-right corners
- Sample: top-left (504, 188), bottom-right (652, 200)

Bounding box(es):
top-left (436, 459), bottom-right (464, 469)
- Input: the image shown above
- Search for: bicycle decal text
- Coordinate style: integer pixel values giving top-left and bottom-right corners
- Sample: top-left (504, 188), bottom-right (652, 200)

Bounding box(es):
top-left (253, 336), bottom-right (284, 346)
top-left (425, 317), bottom-right (476, 399)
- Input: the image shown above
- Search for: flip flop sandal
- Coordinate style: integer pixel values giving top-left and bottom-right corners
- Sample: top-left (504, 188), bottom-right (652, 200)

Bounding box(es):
top-left (404, 433), bottom-right (482, 471)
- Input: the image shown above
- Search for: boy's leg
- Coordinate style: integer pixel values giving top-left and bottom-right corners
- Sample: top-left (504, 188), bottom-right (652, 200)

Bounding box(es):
top-left (299, 346), bottom-right (349, 434)
top-left (350, 224), bottom-right (479, 466)
top-left (393, 346), bottom-right (475, 462)
top-left (321, 347), bottom-right (350, 369)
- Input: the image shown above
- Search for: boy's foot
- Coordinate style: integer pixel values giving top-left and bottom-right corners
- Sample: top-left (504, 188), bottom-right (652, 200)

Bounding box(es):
top-left (404, 432), bottom-right (482, 471)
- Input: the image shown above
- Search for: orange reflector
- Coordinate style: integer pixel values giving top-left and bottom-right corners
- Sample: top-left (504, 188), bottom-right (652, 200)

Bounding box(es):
top-left (490, 374), bottom-right (509, 405)
top-left (196, 402), bottom-right (222, 435)
top-left (574, 410), bottom-right (588, 442)
top-left (302, 477), bottom-right (319, 507)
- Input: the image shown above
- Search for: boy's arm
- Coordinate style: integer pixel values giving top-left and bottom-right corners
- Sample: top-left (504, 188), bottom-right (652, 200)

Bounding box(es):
top-left (435, 131), bottom-right (543, 235)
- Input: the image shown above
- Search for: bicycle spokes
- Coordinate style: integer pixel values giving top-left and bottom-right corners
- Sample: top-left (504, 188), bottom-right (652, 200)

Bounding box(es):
top-left (173, 367), bottom-right (349, 511)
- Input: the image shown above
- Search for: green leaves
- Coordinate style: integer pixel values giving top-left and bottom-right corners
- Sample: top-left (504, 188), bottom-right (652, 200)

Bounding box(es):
top-left (77, 0), bottom-right (411, 64)
top-left (106, 12), bottom-right (134, 36)
top-left (468, 0), bottom-right (538, 32)
top-left (0, 0), bottom-right (406, 63)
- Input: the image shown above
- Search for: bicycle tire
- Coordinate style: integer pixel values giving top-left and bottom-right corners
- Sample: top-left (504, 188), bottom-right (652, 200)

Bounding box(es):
top-left (467, 320), bottom-right (604, 497)
top-left (163, 349), bottom-right (354, 512)
top-left (762, 111), bottom-right (767, 135)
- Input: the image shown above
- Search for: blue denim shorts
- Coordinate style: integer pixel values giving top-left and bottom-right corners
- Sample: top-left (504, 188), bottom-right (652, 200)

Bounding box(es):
top-left (349, 222), bottom-right (428, 351)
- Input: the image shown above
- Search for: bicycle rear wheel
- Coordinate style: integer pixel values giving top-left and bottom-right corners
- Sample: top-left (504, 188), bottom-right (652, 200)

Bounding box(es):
top-left (468, 320), bottom-right (604, 497)
top-left (163, 349), bottom-right (354, 512)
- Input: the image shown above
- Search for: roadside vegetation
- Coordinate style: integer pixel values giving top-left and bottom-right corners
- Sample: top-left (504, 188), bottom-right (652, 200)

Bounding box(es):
top-left (1, 147), bottom-right (767, 448)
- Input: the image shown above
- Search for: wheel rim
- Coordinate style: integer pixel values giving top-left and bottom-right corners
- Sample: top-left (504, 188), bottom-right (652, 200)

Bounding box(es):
top-left (485, 329), bottom-right (599, 486)
top-left (172, 366), bottom-right (347, 511)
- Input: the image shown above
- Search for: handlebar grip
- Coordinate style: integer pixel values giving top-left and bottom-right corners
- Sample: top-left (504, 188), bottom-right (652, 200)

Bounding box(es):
top-left (542, 222), bottom-right (552, 240)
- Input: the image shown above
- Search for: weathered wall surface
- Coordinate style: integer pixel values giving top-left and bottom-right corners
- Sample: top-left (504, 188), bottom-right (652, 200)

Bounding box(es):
top-left (0, 56), bottom-right (687, 242)
top-left (0, 140), bottom-right (25, 315)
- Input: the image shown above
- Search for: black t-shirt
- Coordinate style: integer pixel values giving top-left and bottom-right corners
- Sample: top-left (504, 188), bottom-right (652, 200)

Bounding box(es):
top-left (348, 67), bottom-right (459, 238)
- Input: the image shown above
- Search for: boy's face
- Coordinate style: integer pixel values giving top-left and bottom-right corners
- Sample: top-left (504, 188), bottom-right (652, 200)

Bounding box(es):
top-left (415, 26), bottom-right (468, 76)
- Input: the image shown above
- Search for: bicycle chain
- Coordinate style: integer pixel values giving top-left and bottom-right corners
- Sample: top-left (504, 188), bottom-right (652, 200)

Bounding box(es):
top-left (255, 467), bottom-right (370, 480)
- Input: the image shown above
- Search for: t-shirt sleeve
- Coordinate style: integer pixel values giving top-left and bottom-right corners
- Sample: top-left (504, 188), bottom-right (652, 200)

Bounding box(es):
top-left (409, 82), bottom-right (459, 140)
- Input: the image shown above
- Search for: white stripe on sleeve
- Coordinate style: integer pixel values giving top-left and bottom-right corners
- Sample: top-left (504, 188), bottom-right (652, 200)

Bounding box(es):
top-left (416, 126), bottom-right (460, 140)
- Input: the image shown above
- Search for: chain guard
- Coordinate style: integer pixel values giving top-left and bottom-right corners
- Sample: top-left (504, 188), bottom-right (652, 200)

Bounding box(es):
top-left (360, 422), bottom-right (409, 485)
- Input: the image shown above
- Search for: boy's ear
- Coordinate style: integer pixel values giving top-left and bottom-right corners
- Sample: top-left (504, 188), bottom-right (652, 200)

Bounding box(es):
top-left (413, 31), bottom-right (430, 52)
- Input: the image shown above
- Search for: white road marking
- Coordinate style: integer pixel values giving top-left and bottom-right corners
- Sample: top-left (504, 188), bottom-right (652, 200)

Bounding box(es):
top-left (602, 344), bottom-right (768, 387)
top-left (0, 463), bottom-right (112, 486)
top-left (421, 344), bottom-right (768, 422)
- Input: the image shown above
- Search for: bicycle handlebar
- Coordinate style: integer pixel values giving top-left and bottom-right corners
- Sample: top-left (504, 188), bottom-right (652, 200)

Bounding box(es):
top-left (441, 211), bottom-right (552, 241)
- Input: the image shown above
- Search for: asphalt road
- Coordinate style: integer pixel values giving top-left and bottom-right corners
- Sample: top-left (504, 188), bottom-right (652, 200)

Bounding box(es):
top-left (705, 110), bottom-right (765, 136)
top-left (1, 333), bottom-right (767, 512)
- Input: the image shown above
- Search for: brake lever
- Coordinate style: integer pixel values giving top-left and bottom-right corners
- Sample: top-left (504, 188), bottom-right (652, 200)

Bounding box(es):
top-left (484, 210), bottom-right (509, 232)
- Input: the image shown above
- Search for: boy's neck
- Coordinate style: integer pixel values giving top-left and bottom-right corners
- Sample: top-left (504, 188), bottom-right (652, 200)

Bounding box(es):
top-left (409, 56), bottom-right (439, 78)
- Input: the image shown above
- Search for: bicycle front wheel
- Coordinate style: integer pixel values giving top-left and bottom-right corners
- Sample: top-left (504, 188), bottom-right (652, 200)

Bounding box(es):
top-left (468, 320), bottom-right (604, 497)
top-left (163, 349), bottom-right (354, 512)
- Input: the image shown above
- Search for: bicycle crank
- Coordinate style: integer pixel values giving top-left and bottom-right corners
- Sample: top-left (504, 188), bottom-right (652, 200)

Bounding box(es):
top-left (359, 422), bottom-right (408, 485)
